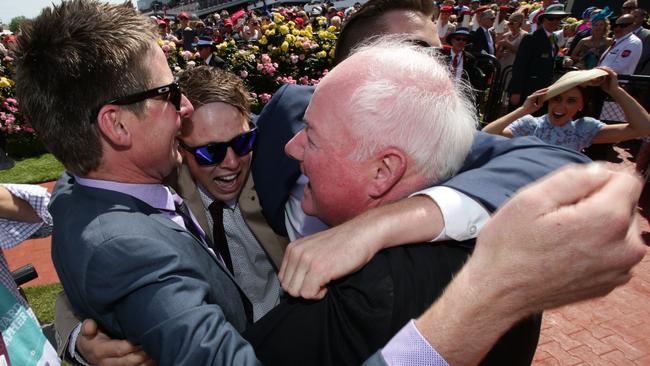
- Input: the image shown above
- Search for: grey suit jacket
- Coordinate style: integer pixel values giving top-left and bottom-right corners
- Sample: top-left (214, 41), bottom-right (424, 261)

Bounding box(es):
top-left (52, 172), bottom-right (391, 365)
top-left (634, 27), bottom-right (650, 75)
top-left (51, 173), bottom-right (260, 365)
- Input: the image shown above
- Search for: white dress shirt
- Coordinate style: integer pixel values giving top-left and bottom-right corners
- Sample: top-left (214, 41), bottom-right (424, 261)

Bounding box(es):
top-left (285, 174), bottom-right (489, 242)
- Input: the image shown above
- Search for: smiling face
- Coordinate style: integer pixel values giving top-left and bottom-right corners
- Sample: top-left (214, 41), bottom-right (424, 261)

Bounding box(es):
top-left (547, 87), bottom-right (584, 126)
top-left (127, 45), bottom-right (194, 181)
top-left (181, 102), bottom-right (252, 203)
top-left (284, 81), bottom-right (371, 226)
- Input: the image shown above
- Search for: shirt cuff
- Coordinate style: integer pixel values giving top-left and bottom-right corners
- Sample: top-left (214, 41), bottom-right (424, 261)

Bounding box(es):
top-left (411, 186), bottom-right (489, 242)
top-left (380, 319), bottom-right (450, 366)
top-left (68, 323), bottom-right (92, 366)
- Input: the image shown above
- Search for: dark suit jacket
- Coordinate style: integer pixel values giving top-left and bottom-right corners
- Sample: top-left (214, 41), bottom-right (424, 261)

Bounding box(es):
top-left (440, 48), bottom-right (484, 90)
top-left (245, 241), bottom-right (542, 366)
top-left (207, 53), bottom-right (227, 69)
top-left (470, 27), bottom-right (495, 56)
top-left (509, 28), bottom-right (557, 101)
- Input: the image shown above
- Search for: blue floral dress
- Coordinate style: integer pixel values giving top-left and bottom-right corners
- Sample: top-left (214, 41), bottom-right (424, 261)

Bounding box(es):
top-left (508, 114), bottom-right (605, 151)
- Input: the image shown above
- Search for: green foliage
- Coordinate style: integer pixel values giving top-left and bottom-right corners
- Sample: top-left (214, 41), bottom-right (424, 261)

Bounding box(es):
top-left (9, 16), bottom-right (27, 34)
top-left (23, 283), bottom-right (63, 324)
top-left (0, 153), bottom-right (64, 184)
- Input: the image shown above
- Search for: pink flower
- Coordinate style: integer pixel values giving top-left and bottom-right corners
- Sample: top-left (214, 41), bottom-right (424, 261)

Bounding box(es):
top-left (257, 63), bottom-right (264, 71)
top-left (6, 98), bottom-right (17, 104)
top-left (299, 76), bottom-right (309, 84)
top-left (290, 55), bottom-right (299, 64)
top-left (261, 54), bottom-right (272, 64)
top-left (299, 54), bottom-right (305, 60)
top-left (259, 93), bottom-right (272, 103)
top-left (251, 92), bottom-right (258, 98)
top-left (162, 44), bottom-right (171, 53)
top-left (240, 70), bottom-right (249, 78)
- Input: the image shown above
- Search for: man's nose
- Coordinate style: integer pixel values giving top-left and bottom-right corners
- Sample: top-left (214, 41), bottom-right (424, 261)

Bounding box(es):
top-left (285, 129), bottom-right (306, 161)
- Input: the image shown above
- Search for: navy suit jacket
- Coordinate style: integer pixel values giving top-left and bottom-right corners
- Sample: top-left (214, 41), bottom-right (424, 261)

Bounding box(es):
top-left (469, 27), bottom-right (495, 56)
top-left (252, 84), bottom-right (591, 236)
top-left (509, 28), bottom-right (557, 100)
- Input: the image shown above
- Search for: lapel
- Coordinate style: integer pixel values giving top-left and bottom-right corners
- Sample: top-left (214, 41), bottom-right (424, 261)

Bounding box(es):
top-left (239, 174), bottom-right (290, 270)
top-left (161, 166), bottom-right (238, 280)
top-left (173, 164), bottom-right (213, 242)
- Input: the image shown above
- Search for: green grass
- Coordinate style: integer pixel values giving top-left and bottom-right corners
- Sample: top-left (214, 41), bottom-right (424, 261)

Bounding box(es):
top-left (0, 153), bottom-right (64, 184)
top-left (23, 283), bottom-right (62, 324)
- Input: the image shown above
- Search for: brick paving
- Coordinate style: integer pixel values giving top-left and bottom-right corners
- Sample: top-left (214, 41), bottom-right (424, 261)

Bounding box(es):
top-left (3, 145), bottom-right (650, 365)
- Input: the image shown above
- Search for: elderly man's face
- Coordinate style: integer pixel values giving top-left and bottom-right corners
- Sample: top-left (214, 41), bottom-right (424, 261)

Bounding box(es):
top-left (181, 102), bottom-right (253, 203)
top-left (285, 81), bottom-right (370, 226)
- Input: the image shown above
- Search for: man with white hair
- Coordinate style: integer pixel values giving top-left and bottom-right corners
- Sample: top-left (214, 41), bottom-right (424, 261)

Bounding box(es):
top-left (243, 38), bottom-right (643, 366)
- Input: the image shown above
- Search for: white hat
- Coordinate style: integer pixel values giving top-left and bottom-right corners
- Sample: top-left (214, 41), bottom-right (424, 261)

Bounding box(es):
top-left (543, 68), bottom-right (608, 101)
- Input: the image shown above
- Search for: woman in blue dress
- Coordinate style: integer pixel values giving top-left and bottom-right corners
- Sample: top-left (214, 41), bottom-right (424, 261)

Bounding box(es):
top-left (482, 67), bottom-right (650, 151)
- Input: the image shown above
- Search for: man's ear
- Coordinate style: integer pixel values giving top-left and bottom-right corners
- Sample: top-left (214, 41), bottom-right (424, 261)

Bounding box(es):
top-left (368, 147), bottom-right (407, 199)
top-left (96, 105), bottom-right (131, 148)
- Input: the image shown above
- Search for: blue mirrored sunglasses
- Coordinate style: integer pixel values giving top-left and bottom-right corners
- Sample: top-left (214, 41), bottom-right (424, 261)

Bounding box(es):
top-left (180, 126), bottom-right (258, 166)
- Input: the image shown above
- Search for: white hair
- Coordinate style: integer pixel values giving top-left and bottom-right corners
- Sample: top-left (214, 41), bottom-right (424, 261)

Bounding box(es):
top-left (343, 36), bottom-right (477, 183)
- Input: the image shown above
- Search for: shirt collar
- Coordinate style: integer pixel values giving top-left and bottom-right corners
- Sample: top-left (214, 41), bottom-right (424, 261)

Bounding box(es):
top-left (615, 32), bottom-right (633, 42)
top-left (74, 175), bottom-right (175, 211)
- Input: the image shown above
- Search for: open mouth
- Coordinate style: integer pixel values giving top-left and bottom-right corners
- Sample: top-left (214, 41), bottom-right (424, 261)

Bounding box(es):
top-left (551, 111), bottom-right (566, 119)
top-left (213, 171), bottom-right (241, 191)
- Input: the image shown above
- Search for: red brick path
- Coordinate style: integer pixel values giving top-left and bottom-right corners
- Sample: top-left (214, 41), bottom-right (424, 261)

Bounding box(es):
top-left (3, 147), bottom-right (650, 365)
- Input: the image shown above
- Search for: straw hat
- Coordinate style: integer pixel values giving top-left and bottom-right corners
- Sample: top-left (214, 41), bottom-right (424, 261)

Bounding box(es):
top-left (543, 69), bottom-right (608, 101)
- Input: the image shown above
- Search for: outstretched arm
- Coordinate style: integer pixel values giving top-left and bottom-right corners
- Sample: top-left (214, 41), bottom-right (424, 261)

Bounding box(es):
top-left (406, 164), bottom-right (646, 366)
top-left (482, 88), bottom-right (548, 136)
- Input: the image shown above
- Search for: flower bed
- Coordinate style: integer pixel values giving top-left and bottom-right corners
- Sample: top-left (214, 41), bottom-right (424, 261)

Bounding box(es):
top-left (0, 60), bottom-right (46, 158)
top-left (164, 12), bottom-right (337, 112)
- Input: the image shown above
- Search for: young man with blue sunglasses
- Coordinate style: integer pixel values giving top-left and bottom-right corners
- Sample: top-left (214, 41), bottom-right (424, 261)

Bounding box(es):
top-left (175, 66), bottom-right (287, 322)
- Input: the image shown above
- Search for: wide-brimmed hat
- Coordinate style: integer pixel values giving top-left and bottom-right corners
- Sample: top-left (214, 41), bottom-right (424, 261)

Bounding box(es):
top-left (446, 27), bottom-right (473, 44)
top-left (538, 4), bottom-right (570, 21)
top-left (543, 68), bottom-right (608, 101)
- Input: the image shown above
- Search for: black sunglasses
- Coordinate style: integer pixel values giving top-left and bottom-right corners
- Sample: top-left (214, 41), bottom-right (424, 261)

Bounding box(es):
top-left (613, 22), bottom-right (633, 28)
top-left (453, 37), bottom-right (471, 43)
top-left (105, 80), bottom-right (183, 111)
top-left (180, 126), bottom-right (258, 166)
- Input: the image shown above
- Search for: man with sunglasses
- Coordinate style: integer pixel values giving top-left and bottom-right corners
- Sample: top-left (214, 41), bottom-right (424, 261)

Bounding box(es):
top-left (598, 14), bottom-right (642, 76)
top-left (173, 66), bottom-right (287, 323)
top-left (509, 3), bottom-right (570, 109)
top-left (441, 28), bottom-right (481, 85)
